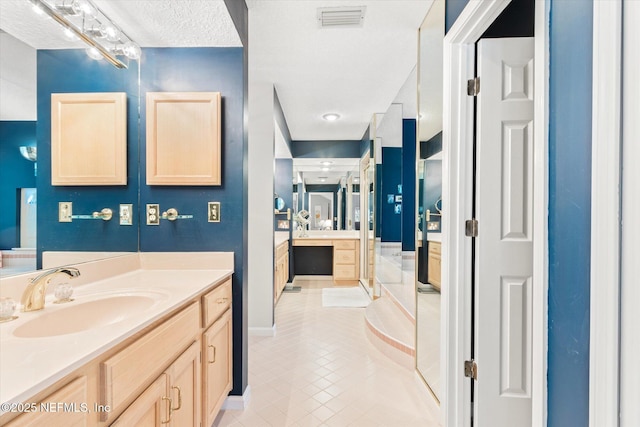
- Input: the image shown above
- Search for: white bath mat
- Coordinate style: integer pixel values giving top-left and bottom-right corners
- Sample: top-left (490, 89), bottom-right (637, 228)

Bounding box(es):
top-left (322, 287), bottom-right (371, 308)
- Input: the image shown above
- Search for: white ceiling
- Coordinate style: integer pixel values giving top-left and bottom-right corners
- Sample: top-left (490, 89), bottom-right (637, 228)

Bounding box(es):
top-left (0, 0), bottom-right (432, 141)
top-left (0, 0), bottom-right (241, 49)
top-left (248, 0), bottom-right (433, 141)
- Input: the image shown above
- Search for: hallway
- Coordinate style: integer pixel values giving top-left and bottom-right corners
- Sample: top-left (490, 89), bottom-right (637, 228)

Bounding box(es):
top-left (214, 279), bottom-right (440, 426)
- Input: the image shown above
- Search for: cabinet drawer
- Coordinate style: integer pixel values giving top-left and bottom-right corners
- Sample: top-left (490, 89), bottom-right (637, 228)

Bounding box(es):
top-left (429, 241), bottom-right (441, 255)
top-left (101, 302), bottom-right (200, 421)
top-left (334, 249), bottom-right (356, 265)
top-left (333, 239), bottom-right (356, 250)
top-left (334, 265), bottom-right (357, 280)
top-left (5, 377), bottom-right (88, 427)
top-left (202, 278), bottom-right (232, 327)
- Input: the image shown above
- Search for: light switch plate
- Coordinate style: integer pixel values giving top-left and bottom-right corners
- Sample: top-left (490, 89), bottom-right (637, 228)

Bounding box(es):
top-left (59, 202), bottom-right (72, 222)
top-left (208, 202), bottom-right (220, 222)
top-left (146, 204), bottom-right (160, 225)
top-left (120, 204), bottom-right (133, 226)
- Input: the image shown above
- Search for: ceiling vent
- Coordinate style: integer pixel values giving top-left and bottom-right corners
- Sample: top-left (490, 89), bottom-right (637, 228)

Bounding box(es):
top-left (317, 6), bottom-right (366, 28)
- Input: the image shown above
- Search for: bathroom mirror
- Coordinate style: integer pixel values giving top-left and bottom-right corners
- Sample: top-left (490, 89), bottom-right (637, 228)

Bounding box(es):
top-left (292, 158), bottom-right (360, 232)
top-left (374, 105), bottom-right (404, 293)
top-left (0, 7), bottom-right (141, 277)
top-left (415, 0), bottom-right (444, 401)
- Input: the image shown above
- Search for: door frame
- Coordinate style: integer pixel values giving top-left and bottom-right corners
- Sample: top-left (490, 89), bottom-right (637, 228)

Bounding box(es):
top-left (442, 1), bottom-right (549, 426)
top-left (589, 1), bottom-right (622, 426)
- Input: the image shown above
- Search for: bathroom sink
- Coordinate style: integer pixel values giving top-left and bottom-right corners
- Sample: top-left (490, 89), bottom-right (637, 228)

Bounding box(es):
top-left (13, 295), bottom-right (159, 338)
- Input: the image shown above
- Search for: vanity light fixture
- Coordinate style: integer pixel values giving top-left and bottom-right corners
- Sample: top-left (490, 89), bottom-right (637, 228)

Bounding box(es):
top-left (28, 0), bottom-right (140, 68)
top-left (322, 113), bottom-right (340, 121)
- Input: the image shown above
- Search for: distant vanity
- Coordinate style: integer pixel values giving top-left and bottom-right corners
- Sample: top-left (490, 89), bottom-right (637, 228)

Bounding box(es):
top-left (292, 231), bottom-right (360, 284)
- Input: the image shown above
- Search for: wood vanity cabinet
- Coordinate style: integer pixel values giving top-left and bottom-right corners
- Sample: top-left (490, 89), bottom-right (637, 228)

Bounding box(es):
top-left (428, 241), bottom-right (442, 291)
top-left (202, 309), bottom-right (232, 427)
top-left (274, 241), bottom-right (289, 303)
top-left (111, 341), bottom-right (201, 427)
top-left (4, 377), bottom-right (89, 427)
top-left (333, 239), bottom-right (359, 283)
top-left (0, 276), bottom-right (233, 427)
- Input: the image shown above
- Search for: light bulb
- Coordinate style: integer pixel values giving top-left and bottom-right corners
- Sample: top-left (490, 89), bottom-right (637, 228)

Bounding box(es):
top-left (322, 113), bottom-right (340, 121)
top-left (85, 23), bottom-right (105, 38)
top-left (86, 47), bottom-right (103, 61)
top-left (73, 0), bottom-right (96, 18)
top-left (63, 27), bottom-right (77, 40)
top-left (100, 23), bottom-right (120, 42)
top-left (123, 42), bottom-right (141, 60)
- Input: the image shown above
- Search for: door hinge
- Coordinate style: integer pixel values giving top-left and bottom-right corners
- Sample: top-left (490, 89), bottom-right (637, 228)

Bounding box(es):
top-left (465, 219), bottom-right (478, 237)
top-left (467, 77), bottom-right (480, 96)
top-left (464, 360), bottom-right (478, 380)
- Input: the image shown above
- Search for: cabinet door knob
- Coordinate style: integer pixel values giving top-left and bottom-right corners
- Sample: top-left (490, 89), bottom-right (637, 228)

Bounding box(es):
top-left (208, 344), bottom-right (217, 363)
top-left (171, 386), bottom-right (182, 411)
top-left (161, 396), bottom-right (173, 424)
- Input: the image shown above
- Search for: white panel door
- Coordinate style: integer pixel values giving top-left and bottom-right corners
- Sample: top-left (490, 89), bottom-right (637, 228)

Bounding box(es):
top-left (475, 37), bottom-right (534, 427)
top-left (620, 1), bottom-right (640, 425)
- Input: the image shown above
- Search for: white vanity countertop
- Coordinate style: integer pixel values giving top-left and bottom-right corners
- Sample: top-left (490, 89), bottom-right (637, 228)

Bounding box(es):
top-left (0, 268), bottom-right (232, 410)
top-left (274, 232), bottom-right (290, 247)
top-left (427, 232), bottom-right (442, 242)
top-left (294, 230), bottom-right (360, 240)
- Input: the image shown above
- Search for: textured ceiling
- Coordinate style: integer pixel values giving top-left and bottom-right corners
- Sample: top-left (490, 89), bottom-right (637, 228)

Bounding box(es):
top-left (0, 0), bottom-right (241, 49)
top-left (248, 0), bottom-right (433, 141)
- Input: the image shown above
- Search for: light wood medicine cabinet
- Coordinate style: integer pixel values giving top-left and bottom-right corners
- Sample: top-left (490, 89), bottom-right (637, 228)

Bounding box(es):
top-left (146, 92), bottom-right (222, 186)
top-left (51, 92), bottom-right (127, 186)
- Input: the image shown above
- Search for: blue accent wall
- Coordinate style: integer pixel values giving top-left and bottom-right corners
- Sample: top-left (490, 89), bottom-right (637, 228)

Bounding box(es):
top-left (0, 121), bottom-right (36, 249)
top-left (402, 120), bottom-right (416, 251)
top-left (291, 140), bottom-right (362, 158)
top-left (445, 0), bottom-right (470, 33)
top-left (379, 147), bottom-right (402, 242)
top-left (547, 1), bottom-right (592, 425)
top-left (36, 49), bottom-right (140, 265)
top-left (138, 47), bottom-right (247, 396)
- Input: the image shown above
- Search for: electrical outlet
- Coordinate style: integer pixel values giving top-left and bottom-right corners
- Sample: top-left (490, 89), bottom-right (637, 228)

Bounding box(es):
top-left (208, 202), bottom-right (220, 222)
top-left (120, 204), bottom-right (133, 226)
top-left (146, 204), bottom-right (160, 225)
top-left (59, 202), bottom-right (72, 222)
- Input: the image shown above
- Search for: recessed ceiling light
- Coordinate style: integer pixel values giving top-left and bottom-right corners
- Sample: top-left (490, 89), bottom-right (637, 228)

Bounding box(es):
top-left (322, 113), bottom-right (340, 122)
top-left (321, 167), bottom-right (330, 172)
top-left (320, 161), bottom-right (333, 166)
top-left (319, 178), bottom-right (326, 182)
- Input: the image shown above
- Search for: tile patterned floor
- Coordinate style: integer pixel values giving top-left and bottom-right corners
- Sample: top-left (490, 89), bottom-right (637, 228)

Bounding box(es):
top-left (214, 278), bottom-right (440, 427)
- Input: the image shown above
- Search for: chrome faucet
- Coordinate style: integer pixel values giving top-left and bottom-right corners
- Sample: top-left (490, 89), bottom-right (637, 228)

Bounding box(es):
top-left (21, 267), bottom-right (81, 312)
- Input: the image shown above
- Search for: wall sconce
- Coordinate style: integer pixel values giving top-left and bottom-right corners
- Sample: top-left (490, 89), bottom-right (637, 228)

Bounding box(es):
top-left (28, 0), bottom-right (140, 69)
top-left (19, 146), bottom-right (37, 162)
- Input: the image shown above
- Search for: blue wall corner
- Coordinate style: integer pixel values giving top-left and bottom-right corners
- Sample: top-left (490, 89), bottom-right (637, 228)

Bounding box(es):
top-left (402, 119), bottom-right (416, 251)
top-left (0, 121), bottom-right (37, 249)
top-left (547, 1), bottom-right (593, 425)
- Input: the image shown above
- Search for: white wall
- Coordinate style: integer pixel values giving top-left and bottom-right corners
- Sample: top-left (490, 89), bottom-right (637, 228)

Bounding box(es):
top-left (248, 77), bottom-right (275, 334)
top-left (376, 103), bottom-right (403, 148)
top-left (393, 66), bottom-right (417, 119)
top-left (0, 32), bottom-right (36, 121)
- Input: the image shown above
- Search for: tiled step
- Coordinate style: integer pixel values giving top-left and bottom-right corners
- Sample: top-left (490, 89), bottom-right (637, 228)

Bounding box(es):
top-left (364, 297), bottom-right (415, 369)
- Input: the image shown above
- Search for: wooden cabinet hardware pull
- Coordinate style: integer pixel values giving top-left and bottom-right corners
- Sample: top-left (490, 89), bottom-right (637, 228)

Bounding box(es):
top-left (208, 344), bottom-right (217, 363)
top-left (216, 297), bottom-right (228, 304)
top-left (171, 386), bottom-right (182, 411)
top-left (161, 396), bottom-right (173, 424)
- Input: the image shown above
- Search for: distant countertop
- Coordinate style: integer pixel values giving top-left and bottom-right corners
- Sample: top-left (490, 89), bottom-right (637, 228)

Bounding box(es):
top-left (427, 232), bottom-right (442, 242)
top-left (0, 267), bottom-right (232, 410)
top-left (274, 232), bottom-right (290, 248)
top-left (294, 230), bottom-right (360, 240)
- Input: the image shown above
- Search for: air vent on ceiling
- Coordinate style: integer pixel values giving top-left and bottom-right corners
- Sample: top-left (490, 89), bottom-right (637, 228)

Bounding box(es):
top-left (317, 6), bottom-right (366, 28)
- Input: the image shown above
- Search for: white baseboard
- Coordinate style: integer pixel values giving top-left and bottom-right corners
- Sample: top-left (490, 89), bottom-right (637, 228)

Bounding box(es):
top-left (248, 324), bottom-right (276, 336)
top-left (222, 385), bottom-right (251, 410)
